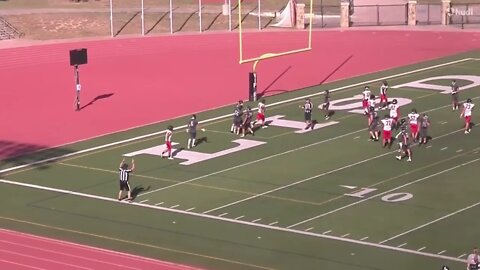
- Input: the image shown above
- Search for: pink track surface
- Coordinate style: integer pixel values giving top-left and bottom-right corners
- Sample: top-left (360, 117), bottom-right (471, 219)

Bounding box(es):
top-left (0, 30), bottom-right (479, 158)
top-left (0, 228), bottom-right (203, 270)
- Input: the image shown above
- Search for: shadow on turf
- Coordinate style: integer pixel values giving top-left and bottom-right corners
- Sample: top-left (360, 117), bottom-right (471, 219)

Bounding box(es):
top-left (131, 185), bottom-right (151, 199)
top-left (80, 93), bottom-right (114, 111)
top-left (0, 141), bottom-right (76, 174)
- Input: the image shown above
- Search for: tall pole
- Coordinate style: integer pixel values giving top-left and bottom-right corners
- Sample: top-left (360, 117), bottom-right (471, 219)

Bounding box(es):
top-left (141, 0), bottom-right (145, 35)
top-left (257, 0), bottom-right (261, 30)
top-left (169, 0), bottom-right (173, 34)
top-left (228, 0), bottom-right (232, 31)
top-left (109, 0), bottom-right (114, 37)
top-left (199, 0), bottom-right (202, 32)
top-left (74, 65), bottom-right (81, 111)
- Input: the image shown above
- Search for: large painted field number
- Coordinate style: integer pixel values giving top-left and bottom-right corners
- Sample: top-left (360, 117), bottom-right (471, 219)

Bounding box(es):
top-left (341, 185), bottom-right (413, 203)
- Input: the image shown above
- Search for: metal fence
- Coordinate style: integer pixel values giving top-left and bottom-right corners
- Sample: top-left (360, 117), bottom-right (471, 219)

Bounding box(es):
top-left (350, 4), bottom-right (407, 27)
top-left (450, 3), bottom-right (480, 26)
top-left (416, 3), bottom-right (442, 25)
top-left (308, 3), bottom-right (340, 28)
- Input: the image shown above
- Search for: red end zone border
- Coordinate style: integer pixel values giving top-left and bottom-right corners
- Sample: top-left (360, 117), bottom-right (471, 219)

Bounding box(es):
top-left (0, 228), bottom-right (204, 270)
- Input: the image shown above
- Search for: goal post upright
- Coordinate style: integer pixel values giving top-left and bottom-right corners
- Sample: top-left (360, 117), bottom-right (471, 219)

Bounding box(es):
top-left (238, 0), bottom-right (313, 64)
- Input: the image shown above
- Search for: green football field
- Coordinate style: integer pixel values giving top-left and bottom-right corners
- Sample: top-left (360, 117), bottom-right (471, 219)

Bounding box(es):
top-left (1, 51), bottom-right (480, 270)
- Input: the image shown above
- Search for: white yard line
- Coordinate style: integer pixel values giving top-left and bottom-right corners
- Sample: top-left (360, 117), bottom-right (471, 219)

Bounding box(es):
top-left (417, 247), bottom-right (426, 251)
top-left (397, 243), bottom-right (408, 248)
top-left (341, 233), bottom-right (350, 238)
top-left (139, 200), bottom-right (148, 204)
top-left (322, 230), bottom-right (332, 235)
top-left (0, 178), bottom-right (467, 264)
top-left (438, 250), bottom-right (447, 255)
top-left (234, 215), bottom-right (245, 220)
top-left (458, 253), bottom-right (467, 259)
top-left (141, 128), bottom-right (366, 197)
top-left (288, 155), bottom-right (480, 229)
top-left (0, 58), bottom-right (473, 176)
top-left (203, 127), bottom-right (466, 215)
top-left (305, 227), bottom-right (314, 232)
top-left (154, 202), bottom-right (164, 206)
top-left (360, 236), bottom-right (369, 241)
top-left (185, 207), bottom-right (195, 212)
top-left (251, 218), bottom-right (262, 223)
top-left (379, 198), bottom-right (480, 244)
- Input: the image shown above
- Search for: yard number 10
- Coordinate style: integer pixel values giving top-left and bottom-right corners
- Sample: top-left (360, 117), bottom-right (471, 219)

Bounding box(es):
top-left (342, 186), bottom-right (413, 203)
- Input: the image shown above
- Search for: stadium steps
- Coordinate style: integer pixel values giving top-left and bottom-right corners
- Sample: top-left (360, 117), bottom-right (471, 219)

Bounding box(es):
top-left (0, 16), bottom-right (23, 40)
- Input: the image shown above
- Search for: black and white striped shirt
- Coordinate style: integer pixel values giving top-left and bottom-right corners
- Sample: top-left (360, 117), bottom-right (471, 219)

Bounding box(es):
top-left (304, 101), bottom-right (313, 113)
top-left (119, 168), bottom-right (132, 182)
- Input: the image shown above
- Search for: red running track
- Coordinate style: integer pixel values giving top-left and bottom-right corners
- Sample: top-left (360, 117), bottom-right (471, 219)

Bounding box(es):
top-left (0, 30), bottom-right (479, 158)
top-left (0, 228), bottom-right (203, 270)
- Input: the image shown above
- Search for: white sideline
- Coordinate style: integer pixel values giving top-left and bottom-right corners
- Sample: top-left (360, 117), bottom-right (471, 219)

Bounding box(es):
top-left (287, 157), bottom-right (480, 228)
top-left (379, 199), bottom-right (480, 244)
top-left (0, 178), bottom-right (466, 264)
top-left (0, 58), bottom-right (473, 175)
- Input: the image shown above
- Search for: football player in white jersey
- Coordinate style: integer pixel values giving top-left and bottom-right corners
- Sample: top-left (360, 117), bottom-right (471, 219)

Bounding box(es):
top-left (388, 99), bottom-right (400, 129)
top-left (362, 86), bottom-right (371, 115)
top-left (407, 108), bottom-right (420, 142)
top-left (253, 99), bottom-right (267, 128)
top-left (467, 247), bottom-right (480, 270)
top-left (379, 81), bottom-right (389, 109)
top-left (161, 125), bottom-right (174, 160)
top-left (380, 114), bottom-right (393, 148)
top-left (460, 98), bottom-right (475, 134)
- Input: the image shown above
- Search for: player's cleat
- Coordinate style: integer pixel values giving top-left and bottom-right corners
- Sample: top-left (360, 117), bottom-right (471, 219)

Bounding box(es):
top-left (240, 134), bottom-right (245, 137)
top-left (465, 130), bottom-right (470, 134)
top-left (396, 156), bottom-right (402, 160)
top-left (262, 125), bottom-right (268, 129)
top-left (325, 116), bottom-right (330, 120)
top-left (168, 156), bottom-right (174, 160)
top-left (407, 157), bottom-right (412, 162)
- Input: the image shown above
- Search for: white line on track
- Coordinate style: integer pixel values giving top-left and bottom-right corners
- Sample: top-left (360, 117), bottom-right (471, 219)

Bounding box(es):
top-left (0, 58), bottom-right (473, 176)
top-left (289, 155), bottom-right (480, 229)
top-left (397, 243), bottom-right (408, 248)
top-left (0, 259), bottom-right (46, 270)
top-left (417, 247), bottom-right (426, 251)
top-left (0, 249), bottom-right (92, 269)
top-left (379, 195), bottom-right (480, 244)
top-left (0, 239), bottom-right (141, 270)
top-left (204, 127), bottom-right (467, 215)
top-left (0, 178), bottom-right (468, 264)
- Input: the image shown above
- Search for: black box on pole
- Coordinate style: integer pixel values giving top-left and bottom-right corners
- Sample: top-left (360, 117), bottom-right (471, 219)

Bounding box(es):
top-left (69, 48), bottom-right (88, 66)
top-left (249, 72), bottom-right (257, 102)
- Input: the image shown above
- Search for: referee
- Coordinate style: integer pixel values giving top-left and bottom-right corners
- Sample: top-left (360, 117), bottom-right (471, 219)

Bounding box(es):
top-left (118, 158), bottom-right (135, 201)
